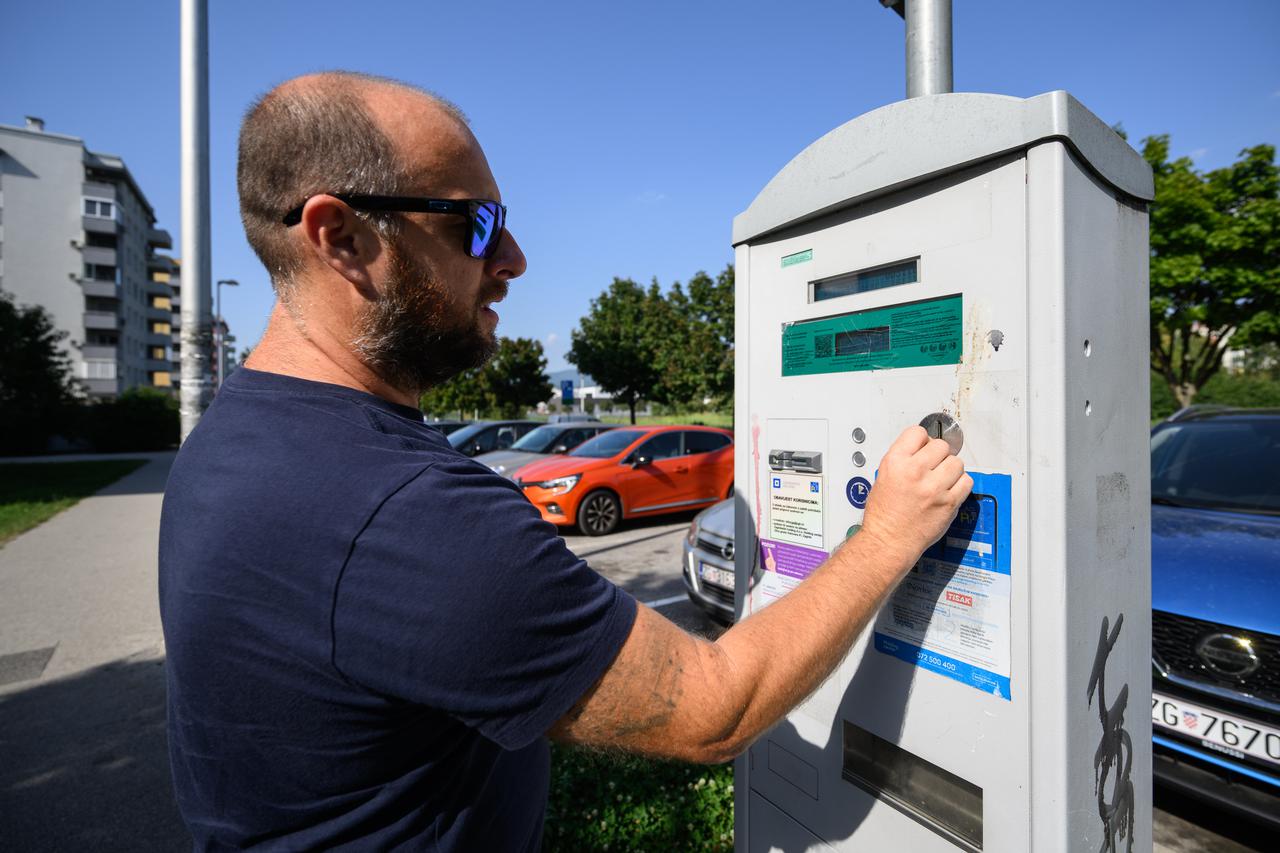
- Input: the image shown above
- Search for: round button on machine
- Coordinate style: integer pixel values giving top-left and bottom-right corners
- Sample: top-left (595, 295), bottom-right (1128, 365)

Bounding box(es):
top-left (852, 451), bottom-right (866, 467)
top-left (851, 427), bottom-right (866, 443)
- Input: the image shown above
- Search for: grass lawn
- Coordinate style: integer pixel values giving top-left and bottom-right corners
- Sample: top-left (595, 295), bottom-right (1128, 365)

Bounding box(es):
top-left (0, 459), bottom-right (149, 545)
top-left (546, 744), bottom-right (734, 852)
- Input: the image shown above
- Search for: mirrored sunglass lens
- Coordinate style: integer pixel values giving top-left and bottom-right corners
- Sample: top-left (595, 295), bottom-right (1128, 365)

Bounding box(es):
top-left (471, 203), bottom-right (498, 257)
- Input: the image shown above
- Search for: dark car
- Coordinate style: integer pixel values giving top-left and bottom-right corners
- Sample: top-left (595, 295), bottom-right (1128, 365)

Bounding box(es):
top-left (447, 420), bottom-right (541, 458)
top-left (1149, 407), bottom-right (1280, 826)
top-left (425, 419), bottom-right (469, 436)
top-left (475, 422), bottom-right (616, 479)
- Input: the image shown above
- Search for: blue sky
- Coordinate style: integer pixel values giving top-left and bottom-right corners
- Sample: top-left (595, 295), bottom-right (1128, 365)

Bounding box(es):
top-left (3, 0), bottom-right (1278, 371)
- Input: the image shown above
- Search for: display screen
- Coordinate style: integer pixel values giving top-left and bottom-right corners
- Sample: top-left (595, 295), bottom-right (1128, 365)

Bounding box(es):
top-left (835, 326), bottom-right (890, 356)
top-left (812, 258), bottom-right (918, 302)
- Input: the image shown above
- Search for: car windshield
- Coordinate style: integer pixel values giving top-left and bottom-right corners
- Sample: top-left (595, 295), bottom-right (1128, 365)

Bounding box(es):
top-left (1151, 418), bottom-right (1280, 514)
top-left (571, 429), bottom-right (645, 458)
top-left (447, 422), bottom-right (491, 448)
top-left (511, 425), bottom-right (567, 453)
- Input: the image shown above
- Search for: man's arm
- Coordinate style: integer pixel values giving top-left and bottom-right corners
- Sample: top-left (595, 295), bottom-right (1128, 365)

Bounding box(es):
top-left (548, 426), bottom-right (971, 763)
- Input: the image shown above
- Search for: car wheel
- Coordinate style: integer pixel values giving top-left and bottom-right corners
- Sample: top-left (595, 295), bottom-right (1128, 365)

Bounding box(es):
top-left (577, 490), bottom-right (621, 536)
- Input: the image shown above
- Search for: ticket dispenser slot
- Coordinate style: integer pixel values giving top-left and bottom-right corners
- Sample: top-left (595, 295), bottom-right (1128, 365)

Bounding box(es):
top-left (734, 92), bottom-right (1153, 852)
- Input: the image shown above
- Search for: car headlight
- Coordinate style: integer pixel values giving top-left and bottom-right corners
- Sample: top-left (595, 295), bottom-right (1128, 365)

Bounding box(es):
top-left (686, 518), bottom-right (700, 546)
top-left (528, 474), bottom-right (581, 495)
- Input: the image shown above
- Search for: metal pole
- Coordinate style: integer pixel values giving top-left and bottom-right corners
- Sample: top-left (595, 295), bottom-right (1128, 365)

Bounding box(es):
top-left (215, 279), bottom-right (238, 389)
top-left (904, 0), bottom-right (953, 98)
top-left (180, 0), bottom-right (212, 439)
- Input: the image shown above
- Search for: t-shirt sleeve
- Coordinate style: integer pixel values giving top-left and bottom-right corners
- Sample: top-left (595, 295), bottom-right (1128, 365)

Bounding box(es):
top-left (331, 459), bottom-right (638, 750)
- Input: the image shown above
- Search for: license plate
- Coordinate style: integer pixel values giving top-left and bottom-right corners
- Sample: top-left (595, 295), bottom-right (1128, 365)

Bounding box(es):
top-left (699, 562), bottom-right (735, 590)
top-left (1152, 691), bottom-right (1280, 767)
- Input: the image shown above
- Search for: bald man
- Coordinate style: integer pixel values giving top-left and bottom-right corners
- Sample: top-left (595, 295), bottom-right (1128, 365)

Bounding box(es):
top-left (158, 71), bottom-right (971, 851)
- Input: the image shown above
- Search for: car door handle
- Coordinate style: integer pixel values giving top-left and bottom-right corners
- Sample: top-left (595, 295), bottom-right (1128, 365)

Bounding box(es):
top-left (674, 465), bottom-right (689, 473)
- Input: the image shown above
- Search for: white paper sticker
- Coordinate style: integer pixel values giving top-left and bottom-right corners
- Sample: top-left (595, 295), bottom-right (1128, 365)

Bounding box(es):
top-left (768, 472), bottom-right (825, 549)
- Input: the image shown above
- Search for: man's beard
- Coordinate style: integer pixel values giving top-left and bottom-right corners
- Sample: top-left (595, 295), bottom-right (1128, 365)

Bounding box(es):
top-left (351, 237), bottom-right (500, 396)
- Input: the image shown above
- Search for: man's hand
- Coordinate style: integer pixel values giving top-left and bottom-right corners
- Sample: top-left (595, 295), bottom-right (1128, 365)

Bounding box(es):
top-left (858, 425), bottom-right (973, 571)
top-left (549, 424), bottom-right (972, 764)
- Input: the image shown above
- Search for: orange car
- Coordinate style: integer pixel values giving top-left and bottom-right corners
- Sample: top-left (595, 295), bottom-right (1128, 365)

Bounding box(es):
top-left (514, 425), bottom-right (734, 536)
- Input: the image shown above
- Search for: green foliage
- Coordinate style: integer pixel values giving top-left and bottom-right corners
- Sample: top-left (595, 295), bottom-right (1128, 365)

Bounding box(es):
top-left (1145, 137), bottom-right (1280, 406)
top-left (0, 459), bottom-right (147, 543)
top-left (1152, 369), bottom-right (1280, 421)
top-left (83, 387), bottom-right (180, 452)
top-left (419, 337), bottom-right (552, 419)
top-left (568, 266), bottom-right (735, 422)
top-left (0, 290), bottom-right (81, 454)
top-left (545, 745), bottom-right (733, 853)
top-left (567, 278), bottom-right (667, 424)
top-left (484, 336), bottom-right (554, 418)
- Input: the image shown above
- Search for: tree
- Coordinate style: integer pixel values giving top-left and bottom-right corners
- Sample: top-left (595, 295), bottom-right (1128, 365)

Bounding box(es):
top-left (663, 265), bottom-right (734, 410)
top-left (567, 278), bottom-right (666, 423)
top-left (483, 336), bottom-right (553, 418)
top-left (420, 366), bottom-right (488, 419)
top-left (419, 337), bottom-right (552, 419)
top-left (0, 290), bottom-right (81, 454)
top-left (1146, 137), bottom-right (1280, 407)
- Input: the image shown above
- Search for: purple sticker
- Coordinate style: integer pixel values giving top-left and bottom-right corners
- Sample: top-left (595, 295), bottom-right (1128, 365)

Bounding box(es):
top-left (759, 538), bottom-right (828, 580)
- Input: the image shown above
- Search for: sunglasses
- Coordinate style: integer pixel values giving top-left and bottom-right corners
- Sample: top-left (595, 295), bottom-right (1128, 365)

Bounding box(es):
top-left (281, 194), bottom-right (507, 259)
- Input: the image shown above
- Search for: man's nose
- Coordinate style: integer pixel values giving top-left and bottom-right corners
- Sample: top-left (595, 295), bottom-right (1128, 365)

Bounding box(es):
top-left (487, 229), bottom-right (527, 280)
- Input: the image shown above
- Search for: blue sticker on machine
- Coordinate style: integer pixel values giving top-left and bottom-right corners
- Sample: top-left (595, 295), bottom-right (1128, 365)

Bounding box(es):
top-left (845, 476), bottom-right (871, 508)
top-left (872, 471), bottom-right (1014, 699)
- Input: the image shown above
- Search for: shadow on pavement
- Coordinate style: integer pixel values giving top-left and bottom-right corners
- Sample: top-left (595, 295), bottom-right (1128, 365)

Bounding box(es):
top-left (0, 654), bottom-right (188, 853)
top-left (94, 455), bottom-right (174, 497)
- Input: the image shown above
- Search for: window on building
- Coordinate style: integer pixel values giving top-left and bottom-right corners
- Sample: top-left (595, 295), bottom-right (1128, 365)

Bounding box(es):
top-left (83, 198), bottom-right (115, 219)
top-left (84, 263), bottom-right (118, 282)
top-left (85, 232), bottom-right (117, 249)
top-left (80, 359), bottom-right (118, 380)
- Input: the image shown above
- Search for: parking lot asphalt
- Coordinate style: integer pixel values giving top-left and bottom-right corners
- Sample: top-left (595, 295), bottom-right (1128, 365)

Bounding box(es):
top-left (0, 461), bottom-right (1270, 852)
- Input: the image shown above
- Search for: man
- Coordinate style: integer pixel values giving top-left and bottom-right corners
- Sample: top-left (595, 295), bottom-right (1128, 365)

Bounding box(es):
top-left (159, 71), bottom-right (971, 851)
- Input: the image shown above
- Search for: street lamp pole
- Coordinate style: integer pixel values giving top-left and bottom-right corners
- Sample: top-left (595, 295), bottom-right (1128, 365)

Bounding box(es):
top-left (215, 278), bottom-right (238, 389)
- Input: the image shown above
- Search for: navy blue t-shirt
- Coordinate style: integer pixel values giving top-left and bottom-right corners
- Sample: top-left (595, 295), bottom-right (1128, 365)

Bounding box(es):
top-left (159, 368), bottom-right (637, 851)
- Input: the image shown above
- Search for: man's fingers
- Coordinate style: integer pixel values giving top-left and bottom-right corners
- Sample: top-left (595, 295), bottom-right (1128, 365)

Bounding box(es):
top-left (948, 473), bottom-right (975, 503)
top-left (914, 437), bottom-right (954, 471)
top-left (930, 455), bottom-right (967, 491)
top-left (886, 425), bottom-right (929, 459)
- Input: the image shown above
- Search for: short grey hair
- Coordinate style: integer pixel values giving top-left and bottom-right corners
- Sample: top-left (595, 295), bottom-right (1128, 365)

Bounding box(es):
top-left (236, 71), bottom-right (467, 303)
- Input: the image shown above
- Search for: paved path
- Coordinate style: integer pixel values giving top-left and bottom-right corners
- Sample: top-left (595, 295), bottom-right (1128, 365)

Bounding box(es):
top-left (0, 462), bottom-right (1269, 851)
top-left (0, 453), bottom-right (184, 852)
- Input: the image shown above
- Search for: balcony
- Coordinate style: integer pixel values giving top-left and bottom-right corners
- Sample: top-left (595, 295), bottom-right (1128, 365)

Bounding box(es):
top-left (147, 228), bottom-right (173, 249)
top-left (82, 182), bottom-right (116, 200)
top-left (82, 215), bottom-right (118, 235)
top-left (81, 345), bottom-right (118, 361)
top-left (146, 357), bottom-right (175, 372)
top-left (81, 280), bottom-right (121, 299)
top-left (146, 305), bottom-right (171, 321)
top-left (148, 254), bottom-right (176, 274)
top-left (81, 245), bottom-right (117, 267)
top-left (84, 311), bottom-right (119, 331)
top-left (145, 331), bottom-right (171, 346)
top-left (82, 377), bottom-right (119, 397)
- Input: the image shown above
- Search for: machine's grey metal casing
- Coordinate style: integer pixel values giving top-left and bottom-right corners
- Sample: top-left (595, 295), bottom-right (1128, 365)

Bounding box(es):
top-left (732, 92), bottom-right (1152, 852)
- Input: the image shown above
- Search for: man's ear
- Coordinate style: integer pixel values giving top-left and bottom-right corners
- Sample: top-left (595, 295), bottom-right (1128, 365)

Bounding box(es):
top-left (298, 195), bottom-right (382, 296)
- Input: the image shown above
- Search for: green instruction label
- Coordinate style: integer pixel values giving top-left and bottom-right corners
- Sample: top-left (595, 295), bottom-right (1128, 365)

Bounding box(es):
top-left (782, 294), bottom-right (962, 376)
top-left (781, 249), bottom-right (813, 268)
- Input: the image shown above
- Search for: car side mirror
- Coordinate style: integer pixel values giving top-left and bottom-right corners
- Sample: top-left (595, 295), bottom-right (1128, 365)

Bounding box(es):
top-left (632, 454), bottom-right (652, 468)
top-left (552, 444), bottom-right (569, 454)
top-left (471, 444), bottom-right (483, 455)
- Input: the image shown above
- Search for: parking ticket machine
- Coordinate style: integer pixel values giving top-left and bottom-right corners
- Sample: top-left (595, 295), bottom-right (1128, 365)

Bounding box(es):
top-left (732, 93), bottom-right (1154, 851)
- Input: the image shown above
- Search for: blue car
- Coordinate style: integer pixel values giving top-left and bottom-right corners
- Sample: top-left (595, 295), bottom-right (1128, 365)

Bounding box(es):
top-left (1150, 406), bottom-right (1280, 826)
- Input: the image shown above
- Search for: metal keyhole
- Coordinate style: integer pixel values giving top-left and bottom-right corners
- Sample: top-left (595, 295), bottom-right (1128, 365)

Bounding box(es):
top-left (919, 412), bottom-right (964, 454)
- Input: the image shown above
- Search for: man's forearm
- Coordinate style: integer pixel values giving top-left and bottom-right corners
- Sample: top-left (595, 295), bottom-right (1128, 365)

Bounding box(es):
top-left (703, 530), bottom-right (915, 759)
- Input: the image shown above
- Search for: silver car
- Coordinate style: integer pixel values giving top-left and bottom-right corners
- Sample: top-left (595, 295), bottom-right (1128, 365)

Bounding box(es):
top-left (682, 498), bottom-right (750, 624)
top-left (476, 422), bottom-right (614, 478)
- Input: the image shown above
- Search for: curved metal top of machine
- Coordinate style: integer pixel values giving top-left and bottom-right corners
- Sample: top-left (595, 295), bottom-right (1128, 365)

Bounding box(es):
top-left (732, 91), bottom-right (1155, 247)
